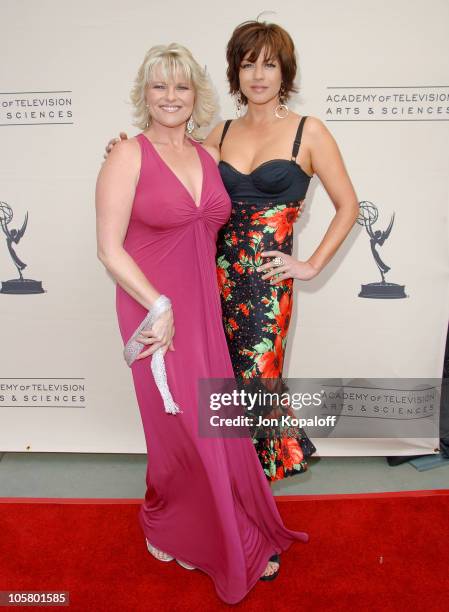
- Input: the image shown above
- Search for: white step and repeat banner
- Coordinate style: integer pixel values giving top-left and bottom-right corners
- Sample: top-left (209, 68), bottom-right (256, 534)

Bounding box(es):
top-left (1, 0), bottom-right (448, 455)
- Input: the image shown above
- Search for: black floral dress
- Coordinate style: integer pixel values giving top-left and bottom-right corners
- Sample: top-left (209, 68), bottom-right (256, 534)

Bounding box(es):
top-left (216, 116), bottom-right (317, 482)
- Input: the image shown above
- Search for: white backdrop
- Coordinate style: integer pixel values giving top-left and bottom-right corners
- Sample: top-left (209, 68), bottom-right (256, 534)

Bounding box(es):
top-left (1, 0), bottom-right (448, 455)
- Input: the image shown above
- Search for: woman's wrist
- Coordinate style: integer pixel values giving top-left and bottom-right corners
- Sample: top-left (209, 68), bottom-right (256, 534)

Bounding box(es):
top-left (149, 294), bottom-right (172, 315)
top-left (146, 293), bottom-right (162, 310)
top-left (305, 259), bottom-right (322, 275)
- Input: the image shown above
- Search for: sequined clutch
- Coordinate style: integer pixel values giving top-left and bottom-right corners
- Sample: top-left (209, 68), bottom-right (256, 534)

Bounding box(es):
top-left (123, 295), bottom-right (182, 415)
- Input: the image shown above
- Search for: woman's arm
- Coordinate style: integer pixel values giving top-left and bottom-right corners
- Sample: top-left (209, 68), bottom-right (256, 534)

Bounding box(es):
top-left (96, 139), bottom-right (160, 308)
top-left (96, 139), bottom-right (174, 356)
top-left (305, 117), bottom-right (360, 272)
top-left (260, 117), bottom-right (360, 282)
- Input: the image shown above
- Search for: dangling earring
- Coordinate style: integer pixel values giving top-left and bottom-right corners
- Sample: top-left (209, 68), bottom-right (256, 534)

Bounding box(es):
top-left (274, 84), bottom-right (289, 119)
top-left (234, 91), bottom-right (244, 117)
top-left (186, 116), bottom-right (195, 134)
top-left (145, 104), bottom-right (151, 129)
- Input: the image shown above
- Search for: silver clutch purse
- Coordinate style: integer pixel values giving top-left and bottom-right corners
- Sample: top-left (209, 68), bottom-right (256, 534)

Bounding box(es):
top-left (123, 295), bottom-right (182, 415)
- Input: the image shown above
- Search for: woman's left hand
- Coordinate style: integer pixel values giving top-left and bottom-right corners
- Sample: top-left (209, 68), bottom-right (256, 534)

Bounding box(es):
top-left (258, 250), bottom-right (319, 283)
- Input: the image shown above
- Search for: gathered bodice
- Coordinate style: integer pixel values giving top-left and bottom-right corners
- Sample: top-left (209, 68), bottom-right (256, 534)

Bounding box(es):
top-left (124, 134), bottom-right (231, 260)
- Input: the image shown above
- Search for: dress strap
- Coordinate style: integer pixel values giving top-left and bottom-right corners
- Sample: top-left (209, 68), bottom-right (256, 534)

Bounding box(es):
top-left (219, 120), bottom-right (233, 150)
top-left (291, 116), bottom-right (308, 162)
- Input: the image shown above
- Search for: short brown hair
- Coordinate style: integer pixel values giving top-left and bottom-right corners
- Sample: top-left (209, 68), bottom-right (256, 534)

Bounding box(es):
top-left (226, 21), bottom-right (298, 105)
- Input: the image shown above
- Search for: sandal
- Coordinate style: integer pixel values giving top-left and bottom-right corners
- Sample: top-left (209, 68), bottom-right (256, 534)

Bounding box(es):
top-left (146, 538), bottom-right (174, 562)
top-left (176, 559), bottom-right (196, 570)
top-left (259, 554), bottom-right (280, 581)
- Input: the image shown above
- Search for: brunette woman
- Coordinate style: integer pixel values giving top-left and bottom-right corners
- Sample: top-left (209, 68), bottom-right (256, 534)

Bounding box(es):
top-left (204, 21), bottom-right (359, 481)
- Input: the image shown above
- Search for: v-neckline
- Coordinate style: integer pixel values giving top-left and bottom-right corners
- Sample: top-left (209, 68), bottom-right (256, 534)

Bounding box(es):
top-left (141, 133), bottom-right (204, 209)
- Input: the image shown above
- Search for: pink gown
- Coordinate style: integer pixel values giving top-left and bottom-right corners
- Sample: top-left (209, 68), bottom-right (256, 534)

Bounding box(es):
top-left (115, 133), bottom-right (308, 604)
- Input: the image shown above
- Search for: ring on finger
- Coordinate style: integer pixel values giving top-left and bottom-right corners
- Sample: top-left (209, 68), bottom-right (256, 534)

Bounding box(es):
top-left (271, 256), bottom-right (285, 267)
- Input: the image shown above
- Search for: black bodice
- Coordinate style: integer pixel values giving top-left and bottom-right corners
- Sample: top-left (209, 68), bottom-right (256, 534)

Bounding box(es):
top-left (218, 116), bottom-right (312, 205)
top-left (218, 158), bottom-right (311, 205)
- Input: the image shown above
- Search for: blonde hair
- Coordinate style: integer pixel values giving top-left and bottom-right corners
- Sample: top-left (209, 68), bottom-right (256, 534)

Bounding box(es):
top-left (130, 43), bottom-right (217, 139)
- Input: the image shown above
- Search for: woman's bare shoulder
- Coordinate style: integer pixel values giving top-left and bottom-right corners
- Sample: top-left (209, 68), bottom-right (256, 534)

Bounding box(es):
top-left (203, 120), bottom-right (229, 148)
top-left (103, 135), bottom-right (141, 167)
top-left (112, 135), bottom-right (141, 154)
top-left (302, 115), bottom-right (330, 136)
top-left (200, 143), bottom-right (220, 163)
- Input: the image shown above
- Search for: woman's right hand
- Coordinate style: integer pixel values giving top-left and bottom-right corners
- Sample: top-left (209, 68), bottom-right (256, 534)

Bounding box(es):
top-left (135, 308), bottom-right (175, 359)
top-left (104, 132), bottom-right (129, 159)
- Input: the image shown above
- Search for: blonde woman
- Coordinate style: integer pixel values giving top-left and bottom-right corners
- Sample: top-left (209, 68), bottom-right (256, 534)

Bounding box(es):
top-left (96, 43), bottom-right (309, 604)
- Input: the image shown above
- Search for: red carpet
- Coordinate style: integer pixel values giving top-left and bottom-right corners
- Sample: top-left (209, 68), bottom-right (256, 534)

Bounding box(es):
top-left (1, 491), bottom-right (449, 611)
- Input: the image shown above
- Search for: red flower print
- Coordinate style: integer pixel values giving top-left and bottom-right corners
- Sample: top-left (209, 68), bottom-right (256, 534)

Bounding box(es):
top-left (238, 248), bottom-right (246, 259)
top-left (233, 262), bottom-right (244, 274)
top-left (257, 335), bottom-right (284, 378)
top-left (238, 303), bottom-right (249, 316)
top-left (281, 278), bottom-right (293, 290)
top-left (228, 318), bottom-right (239, 331)
top-left (231, 233), bottom-right (238, 245)
top-left (275, 291), bottom-right (292, 337)
top-left (281, 437), bottom-right (304, 467)
top-left (265, 207), bottom-right (299, 243)
top-left (251, 211), bottom-right (266, 224)
top-left (217, 266), bottom-right (226, 290)
top-left (275, 465), bottom-right (284, 480)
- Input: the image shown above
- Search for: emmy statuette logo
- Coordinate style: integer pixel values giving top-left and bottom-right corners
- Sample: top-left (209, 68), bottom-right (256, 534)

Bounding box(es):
top-left (357, 201), bottom-right (407, 299)
top-left (0, 201), bottom-right (45, 294)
